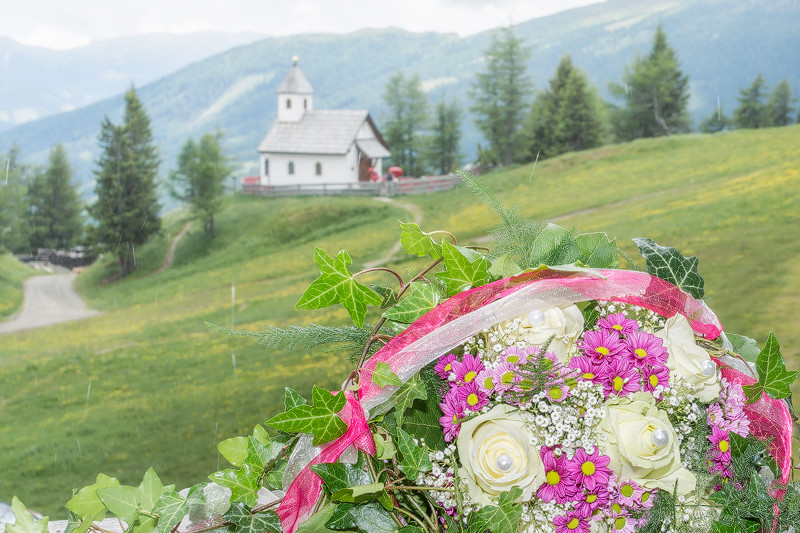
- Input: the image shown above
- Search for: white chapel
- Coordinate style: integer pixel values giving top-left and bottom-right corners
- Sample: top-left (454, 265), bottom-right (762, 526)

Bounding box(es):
top-left (257, 58), bottom-right (390, 186)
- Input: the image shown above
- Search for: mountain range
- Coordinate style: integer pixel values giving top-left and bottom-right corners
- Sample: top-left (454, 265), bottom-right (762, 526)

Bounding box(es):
top-left (0, 0), bottom-right (798, 201)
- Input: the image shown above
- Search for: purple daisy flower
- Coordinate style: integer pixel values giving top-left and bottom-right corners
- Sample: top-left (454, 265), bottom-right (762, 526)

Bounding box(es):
top-left (638, 489), bottom-right (656, 510)
top-left (501, 345), bottom-right (537, 365)
top-left (616, 480), bottom-right (644, 507)
top-left (566, 447), bottom-right (612, 492)
top-left (493, 362), bottom-right (518, 392)
top-left (452, 353), bottom-right (484, 384)
top-left (475, 369), bottom-right (497, 395)
top-left (708, 425), bottom-right (732, 464)
top-left (602, 358), bottom-right (640, 397)
top-left (438, 389), bottom-right (464, 442)
top-left (581, 329), bottom-right (626, 362)
top-left (435, 353), bottom-right (459, 380)
top-left (537, 448), bottom-right (579, 503)
top-left (609, 512), bottom-right (637, 533)
top-left (569, 355), bottom-right (607, 384)
top-left (597, 312), bottom-right (639, 335)
top-left (624, 331), bottom-right (668, 368)
top-left (553, 511), bottom-right (590, 533)
top-left (573, 485), bottom-right (611, 518)
top-left (640, 363), bottom-right (670, 394)
top-left (456, 381), bottom-right (489, 411)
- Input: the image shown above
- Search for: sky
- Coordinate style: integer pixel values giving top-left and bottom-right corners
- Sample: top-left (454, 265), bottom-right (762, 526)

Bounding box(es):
top-left (1, 0), bottom-right (606, 50)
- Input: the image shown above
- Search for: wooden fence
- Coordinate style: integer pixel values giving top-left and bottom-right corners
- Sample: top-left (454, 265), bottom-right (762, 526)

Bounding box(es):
top-left (241, 174), bottom-right (461, 198)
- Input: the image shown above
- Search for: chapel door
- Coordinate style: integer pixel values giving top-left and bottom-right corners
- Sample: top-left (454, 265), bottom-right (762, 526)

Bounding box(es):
top-left (358, 152), bottom-right (371, 182)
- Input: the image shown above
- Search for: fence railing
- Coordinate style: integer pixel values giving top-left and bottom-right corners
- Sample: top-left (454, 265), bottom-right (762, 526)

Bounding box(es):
top-left (241, 175), bottom-right (461, 198)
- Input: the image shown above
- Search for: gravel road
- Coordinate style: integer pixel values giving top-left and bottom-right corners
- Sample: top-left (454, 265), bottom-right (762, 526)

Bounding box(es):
top-left (0, 273), bottom-right (99, 334)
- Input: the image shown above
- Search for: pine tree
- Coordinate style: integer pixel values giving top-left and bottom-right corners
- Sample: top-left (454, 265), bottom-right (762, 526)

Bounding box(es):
top-left (26, 144), bottom-right (83, 249)
top-left (0, 145), bottom-right (32, 253)
top-left (699, 106), bottom-right (730, 134)
top-left (89, 87), bottom-right (161, 277)
top-left (733, 75), bottom-right (768, 129)
top-left (426, 97), bottom-right (463, 175)
top-left (527, 55), bottom-right (605, 159)
top-left (767, 79), bottom-right (795, 127)
top-left (469, 27), bottom-right (532, 166)
top-left (169, 132), bottom-right (233, 237)
top-left (609, 24), bottom-right (690, 140)
top-left (382, 71), bottom-right (430, 177)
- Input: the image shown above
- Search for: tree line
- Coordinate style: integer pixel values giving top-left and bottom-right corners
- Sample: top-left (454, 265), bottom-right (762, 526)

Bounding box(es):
top-left (0, 87), bottom-right (232, 278)
top-left (382, 25), bottom-right (798, 174)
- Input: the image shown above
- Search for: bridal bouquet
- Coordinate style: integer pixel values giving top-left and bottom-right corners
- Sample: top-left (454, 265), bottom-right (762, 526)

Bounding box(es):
top-left (23, 179), bottom-right (797, 533)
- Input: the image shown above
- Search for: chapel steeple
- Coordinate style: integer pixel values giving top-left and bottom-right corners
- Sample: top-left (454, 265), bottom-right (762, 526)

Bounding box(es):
top-left (277, 56), bottom-right (314, 122)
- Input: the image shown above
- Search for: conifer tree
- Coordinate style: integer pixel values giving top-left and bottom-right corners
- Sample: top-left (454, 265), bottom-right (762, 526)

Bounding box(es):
top-left (767, 79), bottom-right (795, 127)
top-left (699, 106), bottom-right (730, 134)
top-left (382, 71), bottom-right (430, 177)
top-left (609, 24), bottom-right (690, 140)
top-left (469, 27), bottom-right (532, 166)
top-left (168, 132), bottom-right (232, 237)
top-left (527, 55), bottom-right (605, 159)
top-left (0, 145), bottom-right (31, 253)
top-left (426, 97), bottom-right (463, 175)
top-left (26, 144), bottom-right (83, 249)
top-left (733, 74), bottom-right (768, 129)
top-left (89, 87), bottom-right (161, 277)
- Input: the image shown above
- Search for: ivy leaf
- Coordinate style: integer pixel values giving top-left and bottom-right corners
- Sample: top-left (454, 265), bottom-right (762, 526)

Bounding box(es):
top-left (153, 492), bottom-right (188, 533)
top-left (65, 474), bottom-right (121, 533)
top-left (728, 334), bottom-right (761, 363)
top-left (399, 221), bottom-right (442, 259)
top-left (633, 238), bottom-right (705, 299)
top-left (383, 282), bottom-right (441, 324)
top-left (218, 437), bottom-right (249, 467)
top-left (223, 502), bottom-right (282, 533)
top-left (369, 285), bottom-right (398, 309)
top-left (576, 232), bottom-right (619, 268)
top-left (373, 362), bottom-right (403, 389)
top-left (330, 483), bottom-right (386, 504)
top-left (97, 485), bottom-right (140, 525)
top-left (208, 463), bottom-right (260, 507)
top-left (488, 253), bottom-right (522, 279)
top-left (348, 503), bottom-right (397, 533)
top-left (311, 454), bottom-right (372, 494)
top-left (296, 247), bottom-right (383, 327)
top-left (436, 240), bottom-right (491, 296)
top-left (266, 385), bottom-right (347, 446)
top-left (7, 497), bottom-right (49, 533)
top-left (378, 375), bottom-right (428, 427)
top-left (530, 224), bottom-right (581, 266)
top-left (284, 387), bottom-right (308, 410)
top-left (465, 487), bottom-right (523, 533)
top-left (742, 332), bottom-right (798, 403)
top-left (296, 503), bottom-right (338, 533)
top-left (396, 427), bottom-right (432, 479)
top-left (326, 503), bottom-right (357, 530)
top-left (400, 390), bottom-right (446, 450)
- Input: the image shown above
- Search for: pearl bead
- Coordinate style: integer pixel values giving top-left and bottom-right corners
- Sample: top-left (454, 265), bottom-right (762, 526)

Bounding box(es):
top-left (701, 360), bottom-right (717, 377)
top-left (651, 428), bottom-right (669, 447)
top-left (496, 453), bottom-right (514, 472)
top-left (527, 309), bottom-right (546, 326)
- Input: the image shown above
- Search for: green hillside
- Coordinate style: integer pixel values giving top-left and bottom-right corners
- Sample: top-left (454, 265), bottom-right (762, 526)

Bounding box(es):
top-left (0, 253), bottom-right (36, 317)
top-left (0, 126), bottom-right (798, 516)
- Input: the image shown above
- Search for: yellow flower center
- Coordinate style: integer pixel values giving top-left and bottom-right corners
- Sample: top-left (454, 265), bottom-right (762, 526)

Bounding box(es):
top-left (586, 493), bottom-right (598, 504)
top-left (719, 439), bottom-right (729, 453)
top-left (467, 393), bottom-right (480, 406)
top-left (452, 414), bottom-right (458, 423)
top-left (546, 470), bottom-right (561, 485)
top-left (464, 371), bottom-right (477, 383)
top-left (501, 371), bottom-right (515, 385)
top-left (614, 517), bottom-right (627, 531)
top-left (596, 346), bottom-right (610, 357)
top-left (611, 503), bottom-right (622, 513)
top-left (506, 355), bottom-right (519, 363)
top-left (620, 484), bottom-right (634, 498)
top-left (444, 363), bottom-right (452, 372)
top-left (635, 348), bottom-right (647, 359)
top-left (649, 374), bottom-right (659, 387)
top-left (549, 387), bottom-right (563, 400)
top-left (482, 376), bottom-right (494, 389)
top-left (567, 518), bottom-right (580, 530)
top-left (641, 492), bottom-right (650, 503)
top-left (582, 372), bottom-right (595, 380)
top-left (612, 324), bottom-right (623, 331)
top-left (613, 376), bottom-right (624, 391)
top-left (581, 461), bottom-right (596, 476)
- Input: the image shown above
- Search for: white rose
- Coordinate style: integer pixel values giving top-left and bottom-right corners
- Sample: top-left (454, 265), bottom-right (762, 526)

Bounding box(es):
top-left (508, 305), bottom-right (584, 362)
top-left (457, 404), bottom-right (544, 505)
top-left (654, 313), bottom-right (721, 402)
top-left (599, 393), bottom-right (696, 495)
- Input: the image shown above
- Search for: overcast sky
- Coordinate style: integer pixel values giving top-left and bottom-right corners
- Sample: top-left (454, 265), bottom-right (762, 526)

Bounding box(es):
top-left (2, 0), bottom-right (606, 49)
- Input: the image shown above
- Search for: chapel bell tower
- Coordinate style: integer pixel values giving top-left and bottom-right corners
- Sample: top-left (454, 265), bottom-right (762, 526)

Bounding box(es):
top-left (277, 56), bottom-right (314, 122)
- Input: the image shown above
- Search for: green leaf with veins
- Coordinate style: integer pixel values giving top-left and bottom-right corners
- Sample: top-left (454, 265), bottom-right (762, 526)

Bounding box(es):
top-left (530, 224), bottom-right (581, 266)
top-left (396, 427), bottom-right (432, 479)
top-left (369, 284), bottom-right (399, 309)
top-left (727, 334), bottom-right (761, 363)
top-left (284, 387), bottom-right (307, 410)
top-left (399, 221), bottom-right (442, 259)
top-left (66, 474), bottom-right (120, 533)
top-left (742, 332), bottom-right (797, 403)
top-left (296, 247), bottom-right (382, 327)
top-left (218, 437), bottom-right (249, 467)
top-left (465, 487), bottom-right (523, 533)
top-left (224, 502), bottom-right (282, 533)
top-left (153, 492), bottom-right (188, 533)
top-left (208, 463), bottom-right (260, 507)
top-left (97, 485), bottom-right (139, 525)
top-left (266, 385), bottom-right (347, 446)
top-left (7, 497), bottom-right (49, 533)
top-left (633, 237), bottom-right (705, 299)
top-left (378, 374), bottom-right (427, 427)
top-left (488, 253), bottom-right (522, 279)
top-left (296, 503), bottom-right (338, 533)
top-left (436, 240), bottom-right (491, 296)
top-left (383, 281), bottom-right (441, 323)
top-left (575, 232), bottom-right (619, 268)
top-left (373, 362), bottom-right (402, 389)
top-left (311, 454), bottom-right (372, 494)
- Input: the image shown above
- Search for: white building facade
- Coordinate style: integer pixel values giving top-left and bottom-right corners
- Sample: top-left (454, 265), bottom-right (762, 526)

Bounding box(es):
top-left (258, 59), bottom-right (390, 186)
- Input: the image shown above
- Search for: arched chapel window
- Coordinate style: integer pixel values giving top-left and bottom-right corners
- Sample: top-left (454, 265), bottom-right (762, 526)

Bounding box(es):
top-left (286, 98), bottom-right (292, 109)
top-left (288, 161), bottom-right (295, 175)
top-left (315, 162), bottom-right (322, 176)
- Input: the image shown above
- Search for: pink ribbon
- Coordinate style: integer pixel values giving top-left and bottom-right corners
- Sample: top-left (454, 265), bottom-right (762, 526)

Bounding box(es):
top-left (277, 391), bottom-right (376, 533)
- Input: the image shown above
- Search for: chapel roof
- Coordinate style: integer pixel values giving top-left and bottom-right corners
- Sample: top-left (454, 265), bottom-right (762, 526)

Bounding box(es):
top-left (277, 62), bottom-right (314, 95)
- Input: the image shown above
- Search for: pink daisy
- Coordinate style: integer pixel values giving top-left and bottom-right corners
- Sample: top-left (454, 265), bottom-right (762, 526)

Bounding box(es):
top-left (435, 353), bottom-right (459, 379)
top-left (597, 313), bottom-right (639, 335)
top-left (573, 485), bottom-right (611, 518)
top-left (546, 384), bottom-right (571, 403)
top-left (581, 329), bottom-right (626, 362)
top-left (493, 362), bottom-right (518, 392)
top-left (602, 358), bottom-right (640, 397)
top-left (640, 363), bottom-right (670, 394)
top-left (553, 511), bottom-right (590, 533)
top-left (624, 331), bottom-right (668, 368)
top-left (568, 356), bottom-right (607, 384)
top-left (452, 353), bottom-right (484, 384)
top-left (708, 425), bottom-right (732, 464)
top-left (438, 389), bottom-right (464, 442)
top-left (566, 447), bottom-right (612, 492)
top-left (638, 489), bottom-right (656, 509)
top-left (537, 448), bottom-right (579, 503)
top-left (475, 369), bottom-right (497, 395)
top-left (615, 480), bottom-right (644, 507)
top-left (501, 345), bottom-right (537, 365)
top-left (456, 381), bottom-right (489, 411)
top-left (609, 512), bottom-right (637, 533)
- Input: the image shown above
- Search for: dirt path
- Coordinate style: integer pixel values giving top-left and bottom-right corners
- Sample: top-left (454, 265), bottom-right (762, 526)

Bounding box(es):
top-left (363, 197), bottom-right (424, 269)
top-left (0, 273), bottom-right (100, 334)
top-left (155, 221), bottom-right (192, 273)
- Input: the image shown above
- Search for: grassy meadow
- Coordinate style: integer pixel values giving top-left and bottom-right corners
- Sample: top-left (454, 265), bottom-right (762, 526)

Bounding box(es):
top-left (0, 253), bottom-right (38, 317)
top-left (1, 125), bottom-right (799, 516)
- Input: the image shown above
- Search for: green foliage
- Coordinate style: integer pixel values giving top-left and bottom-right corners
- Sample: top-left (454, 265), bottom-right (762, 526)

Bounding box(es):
top-left (633, 237), bottom-right (705, 299)
top-left (88, 86), bottom-right (161, 277)
top-left (733, 75), bottom-right (769, 129)
top-left (469, 27), bottom-right (532, 165)
top-left (373, 362), bottom-right (402, 389)
top-left (609, 24), bottom-right (691, 140)
top-left (374, 374), bottom-right (428, 427)
top-left (382, 281), bottom-right (442, 324)
top-left (7, 497), bottom-right (49, 533)
top-left (526, 55), bottom-right (606, 160)
top-left (699, 106), bottom-right (731, 134)
top-left (168, 132), bottom-right (233, 238)
top-left (152, 492), bottom-right (189, 533)
top-left (266, 385), bottom-right (347, 446)
top-left (381, 71), bottom-right (430, 177)
top-left (0, 145), bottom-right (33, 253)
top-left (394, 427), bottom-right (432, 479)
top-left (741, 332), bottom-right (797, 403)
top-left (296, 248), bottom-right (383, 327)
top-left (727, 334), bottom-right (761, 362)
top-left (427, 97), bottom-right (463, 175)
top-left (65, 474), bottom-right (121, 533)
top-left (223, 502), bottom-right (281, 533)
top-left (465, 487), bottom-right (523, 533)
top-left (0, 253), bottom-right (36, 317)
top-left (767, 78), bottom-right (796, 127)
top-left (435, 240), bottom-right (492, 296)
top-left (399, 221), bottom-right (442, 260)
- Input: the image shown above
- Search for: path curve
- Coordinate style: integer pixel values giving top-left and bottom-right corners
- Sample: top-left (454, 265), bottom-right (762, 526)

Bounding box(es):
top-left (0, 273), bottom-right (100, 334)
top-left (155, 221), bottom-right (192, 273)
top-left (363, 197), bottom-right (424, 269)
